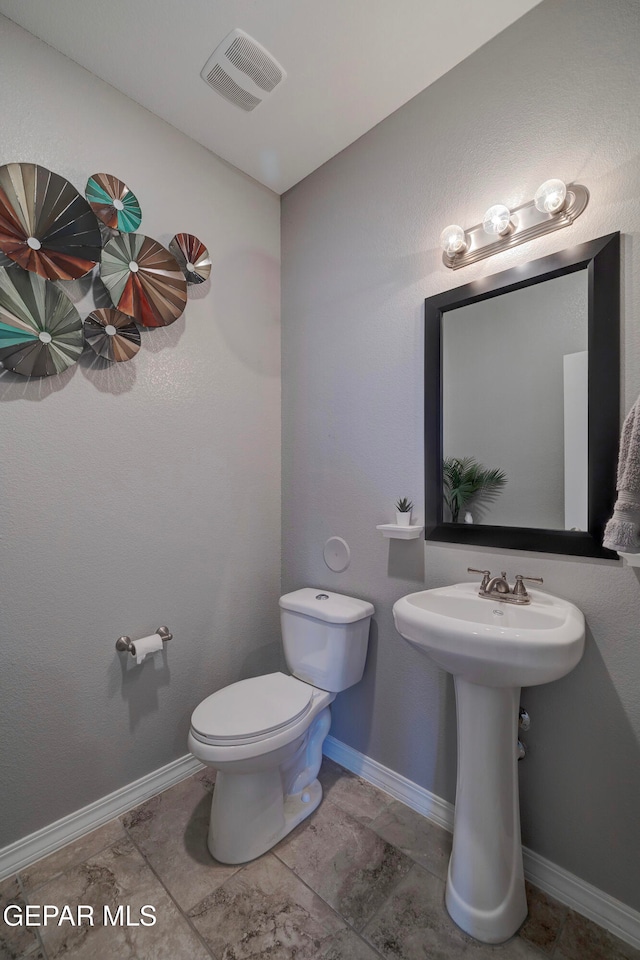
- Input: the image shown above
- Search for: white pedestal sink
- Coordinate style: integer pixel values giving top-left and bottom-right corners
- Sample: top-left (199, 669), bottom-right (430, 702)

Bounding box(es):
top-left (393, 581), bottom-right (585, 944)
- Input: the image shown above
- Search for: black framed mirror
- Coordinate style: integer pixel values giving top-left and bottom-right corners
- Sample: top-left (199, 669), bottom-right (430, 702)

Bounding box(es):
top-left (424, 232), bottom-right (620, 558)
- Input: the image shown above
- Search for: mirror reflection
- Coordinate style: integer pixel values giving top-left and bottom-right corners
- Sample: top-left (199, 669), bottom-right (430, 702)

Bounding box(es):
top-left (442, 271), bottom-right (588, 530)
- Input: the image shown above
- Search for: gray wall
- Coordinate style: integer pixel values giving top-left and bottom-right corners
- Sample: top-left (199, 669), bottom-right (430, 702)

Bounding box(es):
top-left (443, 271), bottom-right (587, 528)
top-left (282, 0), bottom-right (640, 912)
top-left (0, 18), bottom-right (282, 846)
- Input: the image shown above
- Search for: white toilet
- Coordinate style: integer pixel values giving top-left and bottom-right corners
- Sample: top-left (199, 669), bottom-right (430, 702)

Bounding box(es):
top-left (188, 588), bottom-right (374, 864)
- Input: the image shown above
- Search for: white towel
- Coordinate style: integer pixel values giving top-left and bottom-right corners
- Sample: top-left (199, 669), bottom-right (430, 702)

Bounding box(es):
top-left (603, 395), bottom-right (640, 553)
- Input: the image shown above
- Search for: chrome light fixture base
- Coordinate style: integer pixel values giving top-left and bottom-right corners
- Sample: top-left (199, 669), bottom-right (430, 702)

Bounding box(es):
top-left (442, 183), bottom-right (589, 270)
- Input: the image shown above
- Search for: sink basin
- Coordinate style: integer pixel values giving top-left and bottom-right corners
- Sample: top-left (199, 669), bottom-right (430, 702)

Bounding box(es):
top-left (392, 580), bottom-right (585, 944)
top-left (393, 581), bottom-right (585, 687)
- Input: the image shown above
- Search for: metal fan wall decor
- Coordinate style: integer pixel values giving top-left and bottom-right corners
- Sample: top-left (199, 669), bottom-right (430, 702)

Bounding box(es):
top-left (84, 307), bottom-right (141, 362)
top-left (169, 233), bottom-right (211, 284)
top-left (0, 160), bottom-right (210, 379)
top-left (0, 163), bottom-right (102, 280)
top-left (86, 173), bottom-right (142, 233)
top-left (100, 233), bottom-right (188, 327)
top-left (0, 267), bottom-right (83, 376)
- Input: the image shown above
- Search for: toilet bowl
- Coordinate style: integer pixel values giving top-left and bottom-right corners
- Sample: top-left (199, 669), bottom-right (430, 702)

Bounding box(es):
top-left (188, 588), bottom-right (374, 864)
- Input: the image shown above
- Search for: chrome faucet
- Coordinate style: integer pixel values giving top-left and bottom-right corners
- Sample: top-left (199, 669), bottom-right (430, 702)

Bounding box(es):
top-left (467, 568), bottom-right (543, 605)
top-left (484, 572), bottom-right (510, 596)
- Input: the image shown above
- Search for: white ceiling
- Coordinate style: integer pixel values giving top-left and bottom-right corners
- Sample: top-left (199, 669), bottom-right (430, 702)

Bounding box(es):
top-left (0, 0), bottom-right (542, 195)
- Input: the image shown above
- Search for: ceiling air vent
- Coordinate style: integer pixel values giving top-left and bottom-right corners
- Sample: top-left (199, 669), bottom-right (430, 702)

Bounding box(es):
top-left (200, 28), bottom-right (287, 112)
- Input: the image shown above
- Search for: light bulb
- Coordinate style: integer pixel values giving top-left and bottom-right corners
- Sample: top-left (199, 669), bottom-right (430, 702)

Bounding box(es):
top-left (439, 224), bottom-right (467, 256)
top-left (534, 179), bottom-right (567, 214)
top-left (482, 204), bottom-right (511, 236)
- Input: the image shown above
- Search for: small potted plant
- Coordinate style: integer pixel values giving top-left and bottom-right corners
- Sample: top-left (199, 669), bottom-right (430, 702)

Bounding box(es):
top-left (395, 497), bottom-right (414, 526)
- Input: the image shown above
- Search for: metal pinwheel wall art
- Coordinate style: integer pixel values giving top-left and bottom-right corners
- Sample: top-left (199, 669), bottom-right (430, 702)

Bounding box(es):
top-left (84, 308), bottom-right (141, 363)
top-left (101, 234), bottom-right (187, 327)
top-left (169, 233), bottom-right (211, 285)
top-left (0, 162), bottom-right (102, 281)
top-left (85, 173), bottom-right (142, 233)
top-left (0, 160), bottom-right (210, 378)
top-left (0, 267), bottom-right (84, 377)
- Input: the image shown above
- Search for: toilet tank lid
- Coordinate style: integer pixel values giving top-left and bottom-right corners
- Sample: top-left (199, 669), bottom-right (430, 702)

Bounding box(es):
top-left (279, 588), bottom-right (374, 624)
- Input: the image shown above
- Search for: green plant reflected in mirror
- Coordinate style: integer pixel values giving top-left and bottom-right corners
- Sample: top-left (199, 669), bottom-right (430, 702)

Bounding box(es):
top-left (443, 457), bottom-right (507, 524)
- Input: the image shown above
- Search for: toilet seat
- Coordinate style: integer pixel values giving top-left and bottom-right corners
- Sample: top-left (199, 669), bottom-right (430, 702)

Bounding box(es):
top-left (190, 672), bottom-right (314, 746)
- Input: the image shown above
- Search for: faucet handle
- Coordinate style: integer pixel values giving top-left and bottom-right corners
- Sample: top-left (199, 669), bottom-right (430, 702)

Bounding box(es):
top-left (513, 574), bottom-right (544, 597)
top-left (468, 567), bottom-right (491, 590)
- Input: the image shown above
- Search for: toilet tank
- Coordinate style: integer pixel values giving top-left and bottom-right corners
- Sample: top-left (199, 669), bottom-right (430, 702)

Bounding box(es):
top-left (279, 588), bottom-right (374, 692)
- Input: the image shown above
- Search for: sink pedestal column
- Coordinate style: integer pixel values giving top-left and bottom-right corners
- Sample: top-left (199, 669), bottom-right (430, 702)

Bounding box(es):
top-left (446, 677), bottom-right (527, 943)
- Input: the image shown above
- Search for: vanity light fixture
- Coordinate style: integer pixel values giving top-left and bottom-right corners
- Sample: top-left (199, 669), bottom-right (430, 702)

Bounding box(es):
top-left (439, 224), bottom-right (467, 256)
top-left (482, 204), bottom-right (512, 236)
top-left (534, 178), bottom-right (567, 214)
top-left (440, 178), bottom-right (588, 270)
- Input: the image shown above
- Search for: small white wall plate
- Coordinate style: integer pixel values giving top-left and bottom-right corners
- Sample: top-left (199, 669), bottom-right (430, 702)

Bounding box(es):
top-left (323, 536), bottom-right (351, 572)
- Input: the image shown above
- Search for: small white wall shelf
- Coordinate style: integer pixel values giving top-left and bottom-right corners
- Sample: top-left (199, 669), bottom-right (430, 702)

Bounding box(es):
top-left (618, 552), bottom-right (640, 568)
top-left (376, 523), bottom-right (424, 540)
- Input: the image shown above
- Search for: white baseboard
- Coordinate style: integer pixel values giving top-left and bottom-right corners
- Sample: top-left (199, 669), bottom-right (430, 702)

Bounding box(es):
top-left (324, 733), bottom-right (455, 833)
top-left (323, 735), bottom-right (640, 952)
top-left (521, 847), bottom-right (640, 953)
top-left (0, 754), bottom-right (203, 882)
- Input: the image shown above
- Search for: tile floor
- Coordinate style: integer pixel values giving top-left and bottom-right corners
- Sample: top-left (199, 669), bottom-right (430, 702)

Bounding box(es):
top-left (1, 759), bottom-right (638, 960)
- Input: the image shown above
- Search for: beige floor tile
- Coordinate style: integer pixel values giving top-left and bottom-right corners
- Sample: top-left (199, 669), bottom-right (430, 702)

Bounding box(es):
top-left (1, 950), bottom-right (45, 960)
top-left (319, 759), bottom-right (393, 825)
top-left (555, 910), bottom-right (640, 960)
top-left (371, 799), bottom-right (452, 880)
top-left (192, 767), bottom-right (216, 793)
top-left (0, 875), bottom-right (41, 960)
top-left (29, 836), bottom-right (211, 960)
top-left (275, 796), bottom-right (412, 930)
top-left (363, 863), bottom-right (545, 960)
top-left (518, 882), bottom-right (567, 954)
top-left (8, 763), bottom-right (637, 960)
top-left (121, 775), bottom-right (240, 911)
top-left (318, 926), bottom-right (384, 959)
top-left (11, 954), bottom-right (45, 960)
top-left (0, 950), bottom-right (45, 960)
top-left (20, 819), bottom-right (125, 894)
top-left (188, 852), bottom-right (345, 959)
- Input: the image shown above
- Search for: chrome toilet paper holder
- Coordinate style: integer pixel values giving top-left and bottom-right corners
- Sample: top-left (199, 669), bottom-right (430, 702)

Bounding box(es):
top-left (115, 626), bottom-right (172, 655)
